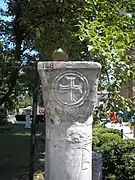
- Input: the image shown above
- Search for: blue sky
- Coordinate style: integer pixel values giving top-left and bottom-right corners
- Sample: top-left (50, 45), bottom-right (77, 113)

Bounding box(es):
top-left (0, 0), bottom-right (7, 10)
top-left (0, 0), bottom-right (12, 21)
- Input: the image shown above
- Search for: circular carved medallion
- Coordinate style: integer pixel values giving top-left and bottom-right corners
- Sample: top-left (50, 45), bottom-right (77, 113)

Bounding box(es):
top-left (52, 71), bottom-right (89, 107)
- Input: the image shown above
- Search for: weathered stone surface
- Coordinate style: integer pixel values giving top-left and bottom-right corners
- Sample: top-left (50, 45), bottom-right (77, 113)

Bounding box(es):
top-left (92, 152), bottom-right (103, 180)
top-left (38, 61), bottom-right (101, 180)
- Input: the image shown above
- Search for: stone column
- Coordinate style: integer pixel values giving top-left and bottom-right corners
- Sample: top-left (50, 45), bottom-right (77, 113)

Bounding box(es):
top-left (24, 107), bottom-right (31, 129)
top-left (38, 61), bottom-right (101, 180)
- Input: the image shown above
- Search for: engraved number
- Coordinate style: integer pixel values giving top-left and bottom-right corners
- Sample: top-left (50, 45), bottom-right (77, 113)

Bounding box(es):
top-left (44, 62), bottom-right (54, 69)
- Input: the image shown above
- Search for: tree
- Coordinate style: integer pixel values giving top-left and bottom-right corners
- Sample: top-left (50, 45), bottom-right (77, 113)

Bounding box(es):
top-left (0, 0), bottom-right (24, 106)
top-left (16, 0), bottom-right (89, 59)
top-left (75, 0), bottom-right (135, 112)
top-left (1, 0), bottom-right (135, 114)
top-left (0, 0), bottom-right (38, 108)
top-left (19, 0), bottom-right (135, 112)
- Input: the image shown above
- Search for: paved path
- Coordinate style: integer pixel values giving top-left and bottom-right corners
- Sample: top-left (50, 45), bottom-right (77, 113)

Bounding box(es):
top-left (105, 122), bottom-right (135, 139)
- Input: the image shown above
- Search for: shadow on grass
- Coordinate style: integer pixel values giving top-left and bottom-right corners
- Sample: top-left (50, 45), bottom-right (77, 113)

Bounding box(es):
top-left (0, 124), bottom-right (45, 180)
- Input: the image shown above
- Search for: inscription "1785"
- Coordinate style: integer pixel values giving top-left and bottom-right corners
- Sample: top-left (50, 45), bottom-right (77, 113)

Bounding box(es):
top-left (43, 62), bottom-right (54, 69)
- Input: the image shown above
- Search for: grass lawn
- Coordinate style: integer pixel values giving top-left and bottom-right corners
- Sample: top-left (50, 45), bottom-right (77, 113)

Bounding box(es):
top-left (0, 123), bottom-right (44, 180)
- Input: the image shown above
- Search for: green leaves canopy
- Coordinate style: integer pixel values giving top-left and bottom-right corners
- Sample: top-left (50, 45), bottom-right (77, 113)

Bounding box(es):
top-left (1, 0), bottom-right (135, 112)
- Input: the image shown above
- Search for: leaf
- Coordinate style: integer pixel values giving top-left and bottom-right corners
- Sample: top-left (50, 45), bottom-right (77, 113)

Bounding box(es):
top-left (125, 33), bottom-right (130, 44)
top-left (36, 29), bottom-right (41, 38)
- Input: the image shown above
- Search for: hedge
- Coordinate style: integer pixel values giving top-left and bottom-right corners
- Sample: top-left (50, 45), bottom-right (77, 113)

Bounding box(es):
top-left (93, 125), bottom-right (135, 180)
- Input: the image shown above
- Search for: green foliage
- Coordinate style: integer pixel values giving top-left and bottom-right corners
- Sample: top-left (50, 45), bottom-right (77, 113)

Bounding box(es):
top-left (0, 0), bottom-right (134, 113)
top-left (0, 45), bottom-right (16, 97)
top-left (93, 124), bottom-right (121, 136)
top-left (0, 106), bottom-right (7, 126)
top-left (93, 125), bottom-right (135, 179)
top-left (76, 0), bottom-right (135, 112)
top-left (92, 125), bottom-right (121, 149)
top-left (99, 133), bottom-right (121, 145)
top-left (93, 105), bottom-right (110, 124)
top-left (16, 94), bottom-right (33, 108)
top-left (18, 0), bottom-right (89, 59)
top-left (18, 0), bottom-right (135, 114)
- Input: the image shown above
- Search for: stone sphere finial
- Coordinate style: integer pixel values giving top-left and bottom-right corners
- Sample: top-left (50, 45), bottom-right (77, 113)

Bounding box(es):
top-left (52, 48), bottom-right (68, 61)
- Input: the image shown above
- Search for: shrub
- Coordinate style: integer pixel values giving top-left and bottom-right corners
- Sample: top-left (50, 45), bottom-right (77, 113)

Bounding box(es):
top-left (93, 124), bottom-right (120, 135)
top-left (93, 125), bottom-right (121, 150)
top-left (93, 124), bottom-right (109, 136)
top-left (93, 126), bottom-right (135, 180)
top-left (99, 133), bottom-right (121, 145)
top-left (105, 128), bottom-right (121, 136)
